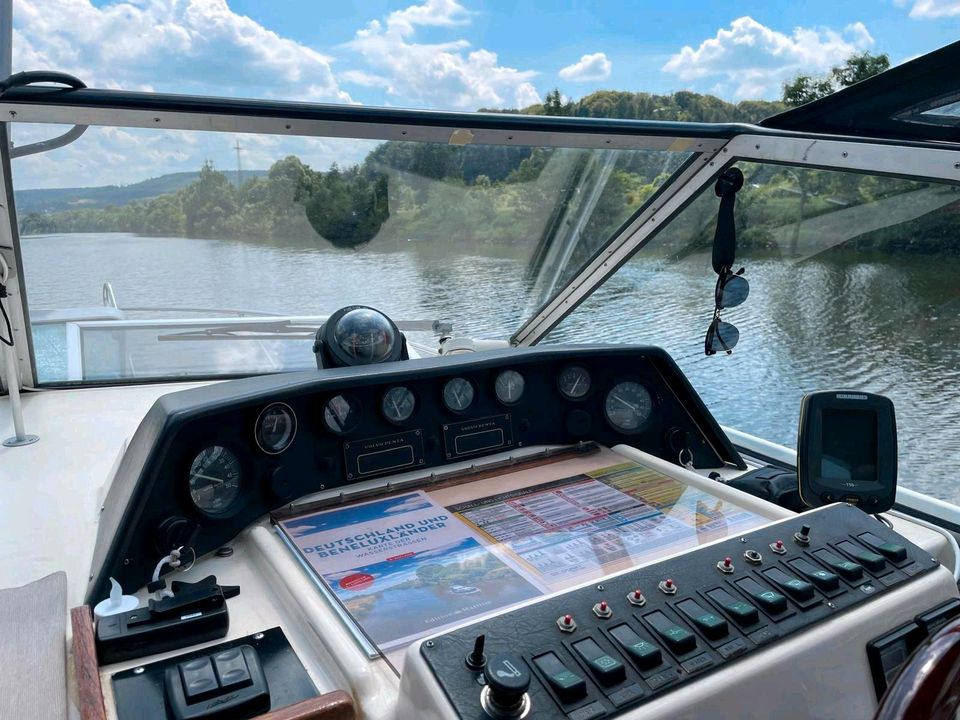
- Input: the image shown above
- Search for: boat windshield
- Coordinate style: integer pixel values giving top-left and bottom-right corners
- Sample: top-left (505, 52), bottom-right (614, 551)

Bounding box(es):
top-left (9, 121), bottom-right (691, 383)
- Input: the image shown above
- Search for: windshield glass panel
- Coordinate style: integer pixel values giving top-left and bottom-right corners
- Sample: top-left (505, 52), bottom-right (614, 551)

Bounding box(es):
top-left (547, 162), bottom-right (960, 504)
top-left (10, 123), bottom-right (690, 383)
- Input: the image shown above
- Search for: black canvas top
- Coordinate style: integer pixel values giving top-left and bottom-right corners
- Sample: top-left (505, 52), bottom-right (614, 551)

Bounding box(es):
top-left (761, 40), bottom-right (960, 145)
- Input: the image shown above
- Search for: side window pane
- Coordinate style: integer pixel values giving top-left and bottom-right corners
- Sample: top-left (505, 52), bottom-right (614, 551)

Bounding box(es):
top-left (548, 162), bottom-right (960, 503)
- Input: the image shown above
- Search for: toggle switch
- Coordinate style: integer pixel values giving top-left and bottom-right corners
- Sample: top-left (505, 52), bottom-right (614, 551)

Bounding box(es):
top-left (735, 577), bottom-right (788, 615)
top-left (858, 532), bottom-right (907, 563)
top-left (532, 652), bottom-right (586, 704)
top-left (610, 624), bottom-right (662, 670)
top-left (788, 558), bottom-right (840, 591)
top-left (676, 599), bottom-right (729, 640)
top-left (573, 638), bottom-right (626, 686)
top-left (644, 611), bottom-right (696, 655)
top-left (813, 549), bottom-right (864, 581)
top-left (706, 587), bottom-right (759, 626)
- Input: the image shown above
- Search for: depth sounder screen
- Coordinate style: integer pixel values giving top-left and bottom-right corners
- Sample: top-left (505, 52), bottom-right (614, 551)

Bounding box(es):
top-left (820, 409), bottom-right (878, 484)
top-left (797, 390), bottom-right (897, 511)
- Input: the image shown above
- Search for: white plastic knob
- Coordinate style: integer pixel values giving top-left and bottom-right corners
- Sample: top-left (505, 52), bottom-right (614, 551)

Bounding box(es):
top-left (93, 577), bottom-right (139, 619)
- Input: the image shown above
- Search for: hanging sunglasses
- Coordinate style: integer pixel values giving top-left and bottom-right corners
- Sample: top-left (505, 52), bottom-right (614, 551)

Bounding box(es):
top-left (704, 267), bottom-right (749, 356)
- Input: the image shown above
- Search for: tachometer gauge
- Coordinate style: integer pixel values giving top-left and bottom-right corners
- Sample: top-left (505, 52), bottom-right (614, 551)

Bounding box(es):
top-left (443, 377), bottom-right (475, 413)
top-left (382, 386), bottom-right (416, 424)
top-left (256, 403), bottom-right (297, 454)
top-left (604, 381), bottom-right (654, 433)
top-left (494, 370), bottom-right (525, 405)
top-left (324, 394), bottom-right (361, 434)
top-left (188, 445), bottom-right (242, 516)
top-left (558, 365), bottom-right (591, 400)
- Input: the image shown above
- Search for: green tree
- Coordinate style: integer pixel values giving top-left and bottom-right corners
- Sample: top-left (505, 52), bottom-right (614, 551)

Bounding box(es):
top-left (782, 51), bottom-right (890, 107)
top-left (543, 89), bottom-right (564, 116)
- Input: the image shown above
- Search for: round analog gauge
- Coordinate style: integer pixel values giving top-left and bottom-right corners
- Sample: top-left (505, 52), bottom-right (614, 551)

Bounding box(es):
top-left (604, 381), bottom-right (654, 433)
top-left (558, 365), bottom-right (591, 400)
top-left (443, 377), bottom-right (475, 413)
top-left (188, 445), bottom-right (242, 516)
top-left (494, 370), bottom-right (525, 405)
top-left (324, 394), bottom-right (361, 434)
top-left (256, 403), bottom-right (297, 454)
top-left (382, 386), bottom-right (416, 424)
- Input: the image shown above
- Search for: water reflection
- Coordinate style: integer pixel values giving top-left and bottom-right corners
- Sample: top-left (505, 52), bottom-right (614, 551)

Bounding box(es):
top-left (19, 233), bottom-right (960, 505)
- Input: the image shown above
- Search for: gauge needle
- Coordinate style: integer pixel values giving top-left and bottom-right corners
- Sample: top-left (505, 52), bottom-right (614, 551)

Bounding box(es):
top-left (191, 473), bottom-right (224, 484)
top-left (392, 398), bottom-right (401, 415)
top-left (614, 396), bottom-right (638, 412)
top-left (570, 376), bottom-right (581, 395)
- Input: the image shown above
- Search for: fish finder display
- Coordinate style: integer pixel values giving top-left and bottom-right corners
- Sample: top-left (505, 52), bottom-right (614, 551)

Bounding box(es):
top-left (820, 409), bottom-right (878, 485)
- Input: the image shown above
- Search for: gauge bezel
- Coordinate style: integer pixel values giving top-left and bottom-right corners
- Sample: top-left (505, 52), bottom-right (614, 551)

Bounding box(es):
top-left (323, 393), bottom-right (363, 435)
top-left (382, 386), bottom-right (417, 425)
top-left (557, 364), bottom-right (592, 401)
top-left (442, 377), bottom-right (476, 414)
top-left (255, 402), bottom-right (298, 455)
top-left (185, 443), bottom-right (245, 519)
top-left (603, 379), bottom-right (656, 434)
top-left (494, 369), bottom-right (525, 406)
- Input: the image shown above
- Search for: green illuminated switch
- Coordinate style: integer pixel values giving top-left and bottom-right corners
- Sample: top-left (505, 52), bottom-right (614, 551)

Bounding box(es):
top-left (762, 567), bottom-right (816, 602)
top-left (572, 638), bottom-right (626, 686)
top-left (533, 652), bottom-right (587, 704)
top-left (813, 549), bottom-right (864, 581)
top-left (706, 588), bottom-right (759, 626)
top-left (676, 599), bottom-right (729, 640)
top-left (735, 577), bottom-right (788, 614)
top-left (644, 611), bottom-right (697, 655)
top-left (609, 624), bottom-right (663, 670)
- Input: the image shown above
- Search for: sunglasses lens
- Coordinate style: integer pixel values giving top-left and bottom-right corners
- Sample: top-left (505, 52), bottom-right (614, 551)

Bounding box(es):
top-left (706, 321), bottom-right (740, 355)
top-left (718, 274), bottom-right (749, 309)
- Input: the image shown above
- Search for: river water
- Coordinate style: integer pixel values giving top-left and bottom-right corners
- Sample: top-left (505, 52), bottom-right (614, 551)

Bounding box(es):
top-left (19, 232), bottom-right (960, 505)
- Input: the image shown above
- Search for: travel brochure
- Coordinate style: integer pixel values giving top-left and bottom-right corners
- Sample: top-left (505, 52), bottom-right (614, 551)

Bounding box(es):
top-left (276, 461), bottom-right (764, 652)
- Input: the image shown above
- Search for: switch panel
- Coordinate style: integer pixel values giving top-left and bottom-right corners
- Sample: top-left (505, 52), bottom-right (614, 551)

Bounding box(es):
top-left (419, 504), bottom-right (940, 719)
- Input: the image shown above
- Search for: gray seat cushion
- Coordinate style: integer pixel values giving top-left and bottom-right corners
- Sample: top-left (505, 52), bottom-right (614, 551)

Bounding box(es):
top-left (0, 572), bottom-right (67, 720)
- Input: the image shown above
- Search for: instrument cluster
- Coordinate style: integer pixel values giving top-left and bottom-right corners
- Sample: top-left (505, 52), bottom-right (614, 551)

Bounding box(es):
top-left (88, 346), bottom-right (745, 604)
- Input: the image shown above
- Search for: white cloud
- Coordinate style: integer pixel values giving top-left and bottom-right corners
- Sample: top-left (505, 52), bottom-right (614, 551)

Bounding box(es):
top-left (904, 0), bottom-right (960, 17)
top-left (662, 16), bottom-right (874, 99)
top-left (558, 52), bottom-right (612, 83)
top-left (345, 0), bottom-right (540, 110)
top-left (12, 0), bottom-right (351, 102)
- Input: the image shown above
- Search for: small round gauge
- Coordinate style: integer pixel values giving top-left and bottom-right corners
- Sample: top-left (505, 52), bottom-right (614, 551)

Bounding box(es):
top-left (324, 394), bottom-right (361, 434)
top-left (558, 365), bottom-right (591, 400)
top-left (256, 403), bottom-right (297, 454)
top-left (443, 377), bottom-right (475, 413)
top-left (382, 386), bottom-right (416, 424)
top-left (494, 370), bottom-right (525, 405)
top-left (188, 445), bottom-right (242, 516)
top-left (604, 381), bottom-right (654, 433)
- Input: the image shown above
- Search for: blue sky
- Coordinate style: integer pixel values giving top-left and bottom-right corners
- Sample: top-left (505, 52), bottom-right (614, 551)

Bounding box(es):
top-left (7, 0), bottom-right (959, 188)
top-left (13, 0), bottom-right (960, 108)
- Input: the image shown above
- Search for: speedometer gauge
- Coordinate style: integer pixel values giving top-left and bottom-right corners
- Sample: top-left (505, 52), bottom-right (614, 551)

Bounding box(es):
top-left (382, 386), bottom-right (416, 424)
top-left (604, 381), bottom-right (654, 433)
top-left (188, 445), bottom-right (242, 516)
top-left (256, 403), bottom-right (296, 454)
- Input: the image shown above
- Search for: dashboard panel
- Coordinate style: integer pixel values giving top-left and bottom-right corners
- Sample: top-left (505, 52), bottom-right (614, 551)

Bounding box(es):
top-left (86, 345), bottom-right (744, 604)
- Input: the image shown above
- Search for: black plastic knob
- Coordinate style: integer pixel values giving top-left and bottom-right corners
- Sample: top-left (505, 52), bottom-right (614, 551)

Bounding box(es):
top-left (484, 653), bottom-right (530, 708)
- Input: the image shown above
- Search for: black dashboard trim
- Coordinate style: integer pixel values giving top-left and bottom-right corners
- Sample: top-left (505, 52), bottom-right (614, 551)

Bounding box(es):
top-left (86, 345), bottom-right (745, 605)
